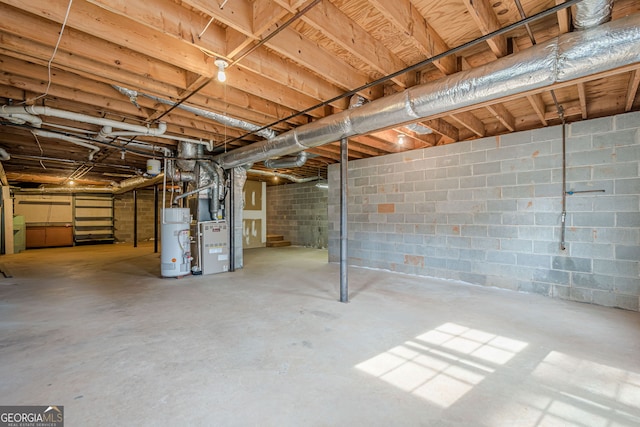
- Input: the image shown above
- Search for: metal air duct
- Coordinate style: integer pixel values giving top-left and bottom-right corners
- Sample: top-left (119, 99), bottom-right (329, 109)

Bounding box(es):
top-left (216, 13), bottom-right (640, 169)
top-left (263, 151), bottom-right (308, 169)
top-left (139, 92), bottom-right (278, 141)
top-left (573, 0), bottom-right (613, 30)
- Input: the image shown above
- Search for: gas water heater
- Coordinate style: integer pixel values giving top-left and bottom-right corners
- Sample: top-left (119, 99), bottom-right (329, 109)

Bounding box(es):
top-left (161, 208), bottom-right (192, 277)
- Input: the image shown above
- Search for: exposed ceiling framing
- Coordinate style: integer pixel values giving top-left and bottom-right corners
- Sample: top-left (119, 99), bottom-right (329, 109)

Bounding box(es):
top-left (0, 0), bottom-right (639, 187)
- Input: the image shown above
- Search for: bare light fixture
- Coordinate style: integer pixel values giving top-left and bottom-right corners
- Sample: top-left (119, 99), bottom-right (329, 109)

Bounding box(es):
top-left (397, 133), bottom-right (406, 145)
top-left (214, 58), bottom-right (228, 82)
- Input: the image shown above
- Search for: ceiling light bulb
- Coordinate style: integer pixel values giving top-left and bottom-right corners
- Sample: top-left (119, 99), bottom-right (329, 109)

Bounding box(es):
top-left (68, 180), bottom-right (75, 186)
top-left (214, 59), bottom-right (228, 83)
top-left (397, 134), bottom-right (406, 145)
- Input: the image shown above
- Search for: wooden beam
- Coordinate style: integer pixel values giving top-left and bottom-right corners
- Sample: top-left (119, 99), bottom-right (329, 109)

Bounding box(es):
top-left (461, 0), bottom-right (508, 58)
top-left (182, 0), bottom-right (376, 98)
top-left (422, 119), bottom-right (459, 143)
top-left (300, 0), bottom-right (412, 88)
top-left (264, 27), bottom-right (376, 98)
top-left (449, 112), bottom-right (485, 137)
top-left (368, 0), bottom-right (457, 76)
top-left (486, 103), bottom-right (515, 131)
top-left (625, 69), bottom-right (640, 112)
top-left (527, 94), bottom-right (548, 126)
top-left (5, 0), bottom-right (214, 77)
top-left (555, 0), bottom-right (572, 34)
top-left (0, 4), bottom-right (186, 93)
top-left (577, 82), bottom-right (588, 119)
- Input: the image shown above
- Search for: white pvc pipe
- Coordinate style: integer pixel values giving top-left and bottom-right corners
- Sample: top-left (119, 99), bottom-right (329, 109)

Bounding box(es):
top-left (32, 130), bottom-right (100, 161)
top-left (0, 109), bottom-right (43, 128)
top-left (0, 147), bottom-right (10, 161)
top-left (1, 105), bottom-right (166, 135)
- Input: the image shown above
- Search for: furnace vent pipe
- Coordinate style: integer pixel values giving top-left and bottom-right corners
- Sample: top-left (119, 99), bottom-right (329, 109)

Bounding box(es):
top-left (573, 0), bottom-right (613, 30)
top-left (248, 169), bottom-right (319, 183)
top-left (216, 13), bottom-right (640, 169)
top-left (263, 151), bottom-right (308, 169)
top-left (140, 92), bottom-right (277, 141)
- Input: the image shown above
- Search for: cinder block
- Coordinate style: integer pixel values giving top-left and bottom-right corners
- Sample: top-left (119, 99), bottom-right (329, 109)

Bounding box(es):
top-left (593, 129), bottom-right (638, 149)
top-left (591, 290), bottom-right (616, 307)
top-left (499, 130), bottom-right (531, 146)
top-left (461, 225), bottom-right (488, 237)
top-left (448, 213), bottom-right (473, 224)
top-left (592, 163), bottom-right (638, 180)
top-left (615, 245), bottom-right (640, 261)
top-left (488, 225), bottom-right (518, 238)
top-left (487, 172), bottom-right (517, 186)
top-left (616, 213), bottom-right (640, 228)
top-left (571, 272), bottom-right (613, 291)
top-left (533, 268), bottom-right (570, 285)
top-left (572, 212), bottom-right (616, 227)
top-left (552, 256), bottom-right (592, 272)
top-left (532, 125), bottom-right (562, 142)
top-left (518, 226), bottom-right (555, 241)
top-left (614, 277), bottom-right (640, 296)
top-left (435, 178), bottom-right (460, 190)
top-left (447, 189), bottom-right (472, 201)
top-left (404, 170), bottom-right (425, 182)
top-left (436, 155), bottom-right (459, 167)
top-left (487, 199), bottom-right (518, 212)
top-left (569, 287), bottom-right (593, 303)
top-left (500, 239), bottom-right (533, 253)
top-left (503, 212), bottom-right (535, 226)
top-left (570, 242), bottom-right (614, 259)
top-left (460, 150), bottom-right (487, 165)
top-left (533, 240), bottom-right (560, 255)
top-left (570, 116), bottom-right (613, 136)
top-left (447, 165), bottom-right (472, 178)
top-left (471, 136), bottom-right (498, 151)
top-left (519, 281), bottom-right (552, 296)
top-left (615, 178), bottom-right (640, 195)
top-left (502, 158), bottom-right (534, 173)
top-left (534, 154), bottom-right (562, 170)
top-left (567, 148), bottom-right (615, 167)
top-left (517, 253), bottom-right (550, 268)
top-left (487, 250), bottom-right (516, 264)
top-left (614, 295), bottom-right (639, 311)
top-left (460, 176), bottom-right (486, 189)
top-left (615, 110), bottom-right (640, 130)
top-left (473, 161), bottom-right (501, 176)
top-left (535, 212), bottom-right (561, 226)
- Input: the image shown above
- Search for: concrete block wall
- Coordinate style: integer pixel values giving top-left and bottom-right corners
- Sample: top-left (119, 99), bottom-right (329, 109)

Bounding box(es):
top-left (114, 189), bottom-right (159, 243)
top-left (267, 181), bottom-right (328, 248)
top-left (328, 111), bottom-right (640, 311)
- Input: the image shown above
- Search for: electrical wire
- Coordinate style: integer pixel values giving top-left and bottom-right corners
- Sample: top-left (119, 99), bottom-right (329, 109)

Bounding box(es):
top-left (23, 0), bottom-right (74, 104)
top-left (31, 131), bottom-right (47, 169)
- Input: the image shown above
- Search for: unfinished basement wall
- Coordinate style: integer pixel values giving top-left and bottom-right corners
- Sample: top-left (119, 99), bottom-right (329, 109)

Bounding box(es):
top-left (267, 181), bottom-right (328, 248)
top-left (328, 111), bottom-right (640, 311)
top-left (114, 189), bottom-right (158, 243)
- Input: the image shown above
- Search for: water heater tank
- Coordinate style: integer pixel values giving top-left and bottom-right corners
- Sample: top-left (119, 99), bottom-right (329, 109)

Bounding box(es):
top-left (147, 159), bottom-right (162, 176)
top-left (161, 208), bottom-right (192, 277)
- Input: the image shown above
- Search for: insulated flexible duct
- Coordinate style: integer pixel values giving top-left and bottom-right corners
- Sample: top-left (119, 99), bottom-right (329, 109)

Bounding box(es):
top-left (216, 13), bottom-right (640, 169)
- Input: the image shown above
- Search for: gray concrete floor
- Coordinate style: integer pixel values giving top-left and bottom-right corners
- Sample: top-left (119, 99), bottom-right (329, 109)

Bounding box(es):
top-left (0, 243), bottom-right (639, 426)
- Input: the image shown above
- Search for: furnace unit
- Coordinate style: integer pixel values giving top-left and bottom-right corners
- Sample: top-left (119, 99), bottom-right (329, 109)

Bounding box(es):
top-left (199, 221), bottom-right (229, 275)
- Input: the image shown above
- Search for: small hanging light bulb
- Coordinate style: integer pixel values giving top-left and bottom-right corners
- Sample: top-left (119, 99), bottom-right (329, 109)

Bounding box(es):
top-left (214, 58), bottom-right (228, 82)
top-left (397, 133), bottom-right (406, 145)
top-left (121, 150), bottom-right (126, 160)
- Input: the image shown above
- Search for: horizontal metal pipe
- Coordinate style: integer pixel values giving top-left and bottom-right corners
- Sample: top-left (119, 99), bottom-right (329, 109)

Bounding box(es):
top-left (248, 169), bottom-right (319, 183)
top-left (263, 151), bottom-right (308, 169)
top-left (141, 92), bottom-right (277, 141)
